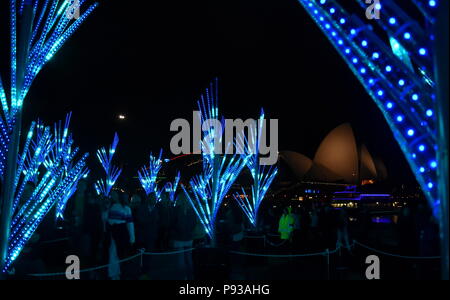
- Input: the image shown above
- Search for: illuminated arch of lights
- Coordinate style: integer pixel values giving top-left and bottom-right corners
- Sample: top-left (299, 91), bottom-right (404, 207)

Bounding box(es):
top-left (297, 0), bottom-right (444, 220)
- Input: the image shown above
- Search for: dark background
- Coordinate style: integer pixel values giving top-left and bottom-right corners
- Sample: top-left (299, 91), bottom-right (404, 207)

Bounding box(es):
top-left (1, 0), bottom-right (416, 185)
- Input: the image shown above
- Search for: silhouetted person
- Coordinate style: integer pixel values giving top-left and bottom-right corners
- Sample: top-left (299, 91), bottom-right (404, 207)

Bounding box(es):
top-left (133, 192), bottom-right (159, 274)
top-left (134, 193), bottom-right (158, 251)
top-left (107, 190), bottom-right (135, 279)
top-left (82, 186), bottom-right (104, 278)
top-left (291, 207), bottom-right (302, 249)
top-left (263, 207), bottom-right (278, 234)
top-left (170, 193), bottom-right (197, 280)
top-left (398, 207), bottom-right (416, 255)
top-left (156, 194), bottom-right (172, 250)
top-left (309, 208), bottom-right (320, 249)
top-left (336, 208), bottom-right (351, 250)
top-left (219, 201), bottom-right (245, 249)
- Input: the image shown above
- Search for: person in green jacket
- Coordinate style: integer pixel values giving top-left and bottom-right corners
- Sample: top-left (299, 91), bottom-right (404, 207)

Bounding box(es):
top-left (278, 207), bottom-right (295, 241)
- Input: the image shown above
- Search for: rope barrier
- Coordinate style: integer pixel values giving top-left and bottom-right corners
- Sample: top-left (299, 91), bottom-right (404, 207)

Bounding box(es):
top-left (27, 248), bottom-right (196, 277)
top-left (329, 246), bottom-right (346, 255)
top-left (244, 235), bottom-right (265, 239)
top-left (143, 248), bottom-right (195, 256)
top-left (354, 240), bottom-right (441, 260)
top-left (265, 239), bottom-right (288, 248)
top-left (26, 241), bottom-right (440, 277)
top-left (28, 252), bottom-right (143, 277)
top-left (27, 246), bottom-right (340, 277)
top-left (258, 233), bottom-right (289, 248)
top-left (229, 247), bottom-right (340, 258)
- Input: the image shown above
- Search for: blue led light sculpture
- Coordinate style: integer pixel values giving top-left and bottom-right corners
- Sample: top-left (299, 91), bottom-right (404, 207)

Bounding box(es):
top-left (138, 149), bottom-right (164, 201)
top-left (181, 80), bottom-right (250, 244)
top-left (165, 171), bottom-right (181, 204)
top-left (3, 114), bottom-right (89, 272)
top-left (233, 109), bottom-right (278, 228)
top-left (0, 0), bottom-right (98, 127)
top-left (95, 133), bottom-right (122, 197)
top-left (0, 0), bottom-right (97, 273)
top-left (297, 0), bottom-right (448, 278)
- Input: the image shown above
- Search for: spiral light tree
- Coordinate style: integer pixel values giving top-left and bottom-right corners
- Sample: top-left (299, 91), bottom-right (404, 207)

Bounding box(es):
top-left (181, 80), bottom-right (250, 246)
top-left (233, 109), bottom-right (278, 229)
top-left (0, 0), bottom-right (97, 272)
top-left (297, 0), bottom-right (448, 278)
top-left (95, 133), bottom-right (122, 197)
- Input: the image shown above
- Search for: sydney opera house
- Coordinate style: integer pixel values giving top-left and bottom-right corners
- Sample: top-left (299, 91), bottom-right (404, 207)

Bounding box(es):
top-left (279, 123), bottom-right (388, 185)
top-left (165, 122), bottom-right (407, 209)
top-left (273, 123), bottom-right (402, 209)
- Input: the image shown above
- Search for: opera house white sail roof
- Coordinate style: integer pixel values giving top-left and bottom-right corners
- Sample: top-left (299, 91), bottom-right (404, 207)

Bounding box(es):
top-left (280, 123), bottom-right (388, 184)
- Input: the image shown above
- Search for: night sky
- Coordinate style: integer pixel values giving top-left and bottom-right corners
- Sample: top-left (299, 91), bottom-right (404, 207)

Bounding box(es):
top-left (3, 0), bottom-right (416, 184)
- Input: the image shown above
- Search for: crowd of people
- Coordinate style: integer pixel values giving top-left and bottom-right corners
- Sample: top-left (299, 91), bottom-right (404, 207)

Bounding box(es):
top-left (259, 204), bottom-right (353, 252)
top-left (12, 179), bottom-right (229, 279)
top-left (65, 180), bottom-right (206, 280)
top-left (8, 179), bottom-right (440, 280)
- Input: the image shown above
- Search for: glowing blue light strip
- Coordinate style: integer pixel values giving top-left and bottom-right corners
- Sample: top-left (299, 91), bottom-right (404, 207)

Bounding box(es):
top-left (14, 122), bottom-right (36, 186)
top-left (182, 81), bottom-right (250, 240)
top-left (29, 0), bottom-right (50, 47)
top-left (411, 0), bottom-right (439, 24)
top-left (0, 118), bottom-right (11, 176)
top-left (2, 114), bottom-right (89, 271)
top-left (355, 0), bottom-right (434, 77)
top-left (6, 153), bottom-right (88, 270)
top-left (166, 171), bottom-right (181, 203)
top-left (1, 0), bottom-right (98, 121)
top-left (138, 150), bottom-right (164, 199)
top-left (56, 159), bottom-right (89, 220)
top-left (0, 1), bottom-right (97, 271)
top-left (10, 0), bottom-right (18, 112)
top-left (233, 109), bottom-right (278, 227)
top-left (46, 3), bottom-right (98, 62)
top-left (46, 112), bottom-right (72, 168)
top-left (0, 76), bottom-right (9, 121)
top-left (28, 0), bottom-right (60, 62)
top-left (11, 127), bottom-right (65, 229)
top-left (95, 133), bottom-right (122, 197)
